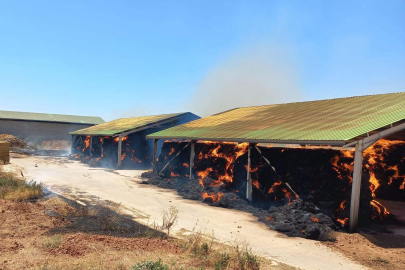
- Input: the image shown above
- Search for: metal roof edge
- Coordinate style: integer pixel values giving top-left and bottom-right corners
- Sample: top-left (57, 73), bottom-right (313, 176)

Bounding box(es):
top-left (145, 135), bottom-right (346, 146)
top-left (69, 112), bottom-right (199, 136)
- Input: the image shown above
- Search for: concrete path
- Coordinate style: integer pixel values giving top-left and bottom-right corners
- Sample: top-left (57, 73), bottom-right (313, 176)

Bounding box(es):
top-left (8, 156), bottom-right (365, 270)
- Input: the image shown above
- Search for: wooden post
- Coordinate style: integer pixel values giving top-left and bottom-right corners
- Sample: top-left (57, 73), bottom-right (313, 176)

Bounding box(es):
top-left (189, 140), bottom-right (196, 179)
top-left (153, 139), bottom-right (158, 178)
top-left (117, 135), bottom-right (122, 168)
top-left (89, 137), bottom-right (93, 157)
top-left (349, 143), bottom-right (363, 232)
top-left (246, 143), bottom-right (252, 201)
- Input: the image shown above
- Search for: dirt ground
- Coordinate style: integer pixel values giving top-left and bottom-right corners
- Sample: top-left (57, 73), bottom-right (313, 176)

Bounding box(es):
top-left (0, 198), bottom-right (291, 270)
top-left (3, 155), bottom-right (372, 269)
top-left (323, 230), bottom-right (405, 270)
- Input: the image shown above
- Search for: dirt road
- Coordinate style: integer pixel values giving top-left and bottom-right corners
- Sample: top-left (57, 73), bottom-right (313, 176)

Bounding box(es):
top-left (8, 155), bottom-right (365, 270)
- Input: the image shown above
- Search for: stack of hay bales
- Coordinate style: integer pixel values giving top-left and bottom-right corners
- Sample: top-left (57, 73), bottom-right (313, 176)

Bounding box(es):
top-left (0, 141), bottom-right (10, 164)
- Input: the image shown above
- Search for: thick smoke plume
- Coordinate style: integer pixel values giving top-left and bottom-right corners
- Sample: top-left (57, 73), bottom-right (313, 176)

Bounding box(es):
top-left (188, 48), bottom-right (303, 116)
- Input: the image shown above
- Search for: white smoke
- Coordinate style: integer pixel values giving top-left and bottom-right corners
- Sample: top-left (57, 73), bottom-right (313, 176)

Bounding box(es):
top-left (187, 46), bottom-right (303, 116)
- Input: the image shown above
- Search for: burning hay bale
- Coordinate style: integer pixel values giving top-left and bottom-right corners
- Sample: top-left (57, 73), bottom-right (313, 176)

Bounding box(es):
top-left (70, 133), bottom-right (153, 169)
top-left (142, 139), bottom-right (404, 240)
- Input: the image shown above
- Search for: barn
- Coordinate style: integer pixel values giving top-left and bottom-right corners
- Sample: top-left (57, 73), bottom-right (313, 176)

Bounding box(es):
top-left (146, 92), bottom-right (405, 232)
top-left (0, 110), bottom-right (104, 144)
top-left (69, 112), bottom-right (200, 169)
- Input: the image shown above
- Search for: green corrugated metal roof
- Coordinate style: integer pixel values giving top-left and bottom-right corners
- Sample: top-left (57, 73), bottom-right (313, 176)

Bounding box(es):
top-left (70, 112), bottom-right (187, 136)
top-left (0, 110), bottom-right (104, 125)
top-left (147, 92), bottom-right (405, 144)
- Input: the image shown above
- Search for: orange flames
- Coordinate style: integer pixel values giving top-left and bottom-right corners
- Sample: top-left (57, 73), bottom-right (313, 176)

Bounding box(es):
top-left (82, 136), bottom-right (91, 152)
top-left (168, 148), bottom-right (175, 155)
top-left (114, 136), bottom-right (128, 143)
top-left (336, 218), bottom-right (349, 226)
top-left (311, 216), bottom-right (319, 223)
top-left (183, 162), bottom-right (189, 168)
top-left (197, 168), bottom-right (213, 187)
top-left (268, 181), bottom-right (282, 194)
top-left (252, 180), bottom-right (260, 189)
top-left (332, 139), bottom-right (404, 223)
top-left (120, 152), bottom-right (126, 161)
top-left (170, 171), bottom-right (180, 177)
top-left (196, 142), bottom-right (249, 186)
top-left (370, 199), bottom-right (390, 218)
top-left (202, 192), bottom-right (223, 202)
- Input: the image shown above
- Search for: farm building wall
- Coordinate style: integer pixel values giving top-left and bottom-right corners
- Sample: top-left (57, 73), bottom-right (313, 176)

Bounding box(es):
top-left (0, 119), bottom-right (95, 144)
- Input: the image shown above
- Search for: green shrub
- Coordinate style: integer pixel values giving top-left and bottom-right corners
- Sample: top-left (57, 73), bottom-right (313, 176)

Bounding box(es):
top-left (131, 259), bottom-right (169, 270)
top-left (214, 252), bottom-right (230, 270)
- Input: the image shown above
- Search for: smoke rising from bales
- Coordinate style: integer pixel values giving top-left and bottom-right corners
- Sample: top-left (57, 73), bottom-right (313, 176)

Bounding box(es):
top-left (188, 47), bottom-right (303, 116)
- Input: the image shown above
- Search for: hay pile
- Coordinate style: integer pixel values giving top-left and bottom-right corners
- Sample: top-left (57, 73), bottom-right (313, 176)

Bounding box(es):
top-left (0, 134), bottom-right (34, 153)
top-left (41, 140), bottom-right (71, 150)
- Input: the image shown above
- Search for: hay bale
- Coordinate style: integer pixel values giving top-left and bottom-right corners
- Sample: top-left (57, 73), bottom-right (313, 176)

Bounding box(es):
top-left (0, 142), bottom-right (10, 164)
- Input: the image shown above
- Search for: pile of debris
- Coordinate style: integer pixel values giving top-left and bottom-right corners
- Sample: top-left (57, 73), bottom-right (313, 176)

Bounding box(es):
top-left (143, 171), bottom-right (336, 240)
top-left (0, 134), bottom-right (34, 153)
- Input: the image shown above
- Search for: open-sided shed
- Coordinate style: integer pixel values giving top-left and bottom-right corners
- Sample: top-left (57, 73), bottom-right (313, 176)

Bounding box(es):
top-left (70, 112), bottom-right (200, 169)
top-left (147, 92), bottom-right (405, 232)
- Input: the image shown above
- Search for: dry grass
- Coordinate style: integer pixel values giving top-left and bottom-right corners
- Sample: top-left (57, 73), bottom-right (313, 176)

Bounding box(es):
top-left (0, 166), bottom-right (43, 200)
top-left (41, 234), bottom-right (63, 249)
top-left (0, 195), bottom-right (291, 270)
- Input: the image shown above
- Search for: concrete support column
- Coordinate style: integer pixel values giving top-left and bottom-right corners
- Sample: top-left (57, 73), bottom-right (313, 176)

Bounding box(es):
top-left (349, 142), bottom-right (364, 232)
top-left (153, 139), bottom-right (158, 178)
top-left (246, 143), bottom-right (252, 201)
top-left (189, 140), bottom-right (196, 179)
top-left (117, 135), bottom-right (122, 168)
top-left (71, 135), bottom-right (76, 154)
top-left (89, 137), bottom-right (93, 157)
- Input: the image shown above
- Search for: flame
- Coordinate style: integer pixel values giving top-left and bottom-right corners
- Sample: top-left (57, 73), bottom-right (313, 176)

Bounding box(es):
top-left (183, 162), bottom-right (189, 168)
top-left (169, 148), bottom-right (175, 155)
top-left (368, 171), bottom-right (380, 198)
top-left (338, 200), bottom-right (346, 210)
top-left (332, 139), bottom-right (405, 223)
top-left (336, 218), bottom-right (349, 226)
top-left (252, 180), bottom-right (260, 189)
top-left (196, 143), bottom-right (248, 186)
top-left (282, 188), bottom-right (293, 205)
top-left (170, 171), bottom-right (180, 177)
top-left (82, 136), bottom-right (91, 152)
top-left (114, 136), bottom-right (128, 143)
top-left (265, 216), bottom-right (274, 221)
top-left (268, 181), bottom-right (282, 194)
top-left (245, 165), bottom-right (259, 173)
top-left (311, 216), bottom-right (319, 223)
top-left (121, 152), bottom-right (126, 161)
top-left (197, 168), bottom-right (213, 187)
top-left (370, 199), bottom-right (390, 219)
top-left (202, 192), bottom-right (223, 202)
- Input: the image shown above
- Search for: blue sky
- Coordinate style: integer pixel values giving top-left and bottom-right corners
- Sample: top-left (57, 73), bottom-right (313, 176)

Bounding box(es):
top-left (0, 1), bottom-right (404, 120)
